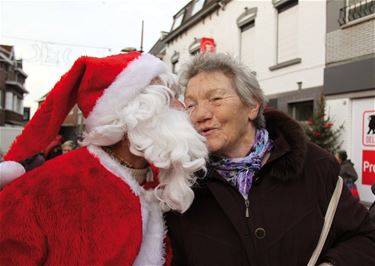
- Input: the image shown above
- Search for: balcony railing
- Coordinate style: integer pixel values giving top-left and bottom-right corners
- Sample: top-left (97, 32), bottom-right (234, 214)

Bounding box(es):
top-left (338, 0), bottom-right (375, 25)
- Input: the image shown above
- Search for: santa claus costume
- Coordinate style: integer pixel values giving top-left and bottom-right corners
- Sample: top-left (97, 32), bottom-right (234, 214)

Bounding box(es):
top-left (0, 52), bottom-right (207, 265)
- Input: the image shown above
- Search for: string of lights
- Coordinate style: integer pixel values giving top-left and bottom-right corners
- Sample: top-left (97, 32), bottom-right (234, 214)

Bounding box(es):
top-left (2, 34), bottom-right (112, 51)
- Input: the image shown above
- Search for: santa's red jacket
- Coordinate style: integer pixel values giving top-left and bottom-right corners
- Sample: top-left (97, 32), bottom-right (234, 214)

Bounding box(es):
top-left (0, 146), bottom-right (169, 265)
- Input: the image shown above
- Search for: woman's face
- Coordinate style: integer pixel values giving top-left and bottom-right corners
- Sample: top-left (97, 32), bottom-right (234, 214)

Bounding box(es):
top-left (335, 153), bottom-right (342, 163)
top-left (62, 145), bottom-right (73, 154)
top-left (184, 71), bottom-right (259, 158)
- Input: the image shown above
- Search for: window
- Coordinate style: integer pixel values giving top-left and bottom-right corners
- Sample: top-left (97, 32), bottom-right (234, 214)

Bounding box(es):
top-left (267, 98), bottom-right (278, 109)
top-left (240, 22), bottom-right (256, 71)
top-left (189, 38), bottom-right (201, 55)
top-left (23, 107), bottom-right (30, 121)
top-left (277, 0), bottom-right (299, 63)
top-left (5, 91), bottom-right (13, 110)
top-left (191, 0), bottom-right (205, 16)
top-left (17, 97), bottom-right (23, 114)
top-left (172, 11), bottom-right (184, 31)
top-left (172, 60), bottom-right (179, 74)
top-left (339, 0), bottom-right (375, 25)
top-left (237, 7), bottom-right (257, 30)
top-left (237, 7), bottom-right (258, 71)
top-left (171, 51), bottom-right (180, 74)
top-left (288, 100), bottom-right (313, 122)
top-left (191, 50), bottom-right (200, 56)
top-left (172, 61), bottom-right (180, 74)
top-left (13, 94), bottom-right (18, 112)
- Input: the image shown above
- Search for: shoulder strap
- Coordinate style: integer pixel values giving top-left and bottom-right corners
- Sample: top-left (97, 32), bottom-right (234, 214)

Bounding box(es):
top-left (307, 176), bottom-right (343, 266)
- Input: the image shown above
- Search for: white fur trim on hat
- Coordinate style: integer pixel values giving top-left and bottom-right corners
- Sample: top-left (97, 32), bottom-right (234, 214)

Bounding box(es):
top-left (0, 161), bottom-right (26, 189)
top-left (83, 53), bottom-right (167, 146)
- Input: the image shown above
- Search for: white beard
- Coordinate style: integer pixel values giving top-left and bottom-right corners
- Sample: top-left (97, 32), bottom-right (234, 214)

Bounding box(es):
top-left (121, 84), bottom-right (208, 213)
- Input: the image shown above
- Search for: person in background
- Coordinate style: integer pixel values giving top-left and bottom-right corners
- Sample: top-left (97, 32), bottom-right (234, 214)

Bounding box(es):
top-left (43, 134), bottom-right (63, 160)
top-left (335, 150), bottom-right (360, 199)
top-left (370, 183), bottom-right (375, 222)
top-left (166, 53), bottom-right (375, 266)
top-left (0, 52), bottom-right (207, 265)
top-left (61, 140), bottom-right (76, 154)
top-left (20, 153), bottom-right (45, 172)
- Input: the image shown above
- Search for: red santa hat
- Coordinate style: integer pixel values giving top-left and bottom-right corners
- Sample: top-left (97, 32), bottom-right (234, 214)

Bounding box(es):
top-left (0, 51), bottom-right (167, 187)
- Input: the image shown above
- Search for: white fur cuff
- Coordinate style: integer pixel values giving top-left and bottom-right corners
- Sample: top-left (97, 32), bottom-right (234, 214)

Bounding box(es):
top-left (0, 161), bottom-right (25, 189)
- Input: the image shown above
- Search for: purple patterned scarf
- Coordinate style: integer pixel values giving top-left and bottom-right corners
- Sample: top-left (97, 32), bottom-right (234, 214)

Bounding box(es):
top-left (209, 128), bottom-right (273, 197)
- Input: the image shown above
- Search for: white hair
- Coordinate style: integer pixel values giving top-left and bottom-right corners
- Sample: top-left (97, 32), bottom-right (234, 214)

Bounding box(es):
top-left (81, 72), bottom-right (207, 212)
top-left (80, 73), bottom-right (182, 147)
top-left (121, 83), bottom-right (208, 213)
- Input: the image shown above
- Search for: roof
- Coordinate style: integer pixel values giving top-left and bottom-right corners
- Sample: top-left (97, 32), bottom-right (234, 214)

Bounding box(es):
top-left (0, 45), bottom-right (13, 54)
top-left (0, 45), bottom-right (15, 61)
top-left (37, 93), bottom-right (48, 103)
top-left (5, 81), bottom-right (29, 94)
top-left (149, 32), bottom-right (168, 56)
top-left (163, 0), bottom-right (231, 43)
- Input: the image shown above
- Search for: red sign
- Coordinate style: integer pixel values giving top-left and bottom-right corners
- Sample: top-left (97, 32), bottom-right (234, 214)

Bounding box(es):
top-left (200, 37), bottom-right (216, 53)
top-left (362, 150), bottom-right (375, 185)
top-left (362, 110), bottom-right (375, 146)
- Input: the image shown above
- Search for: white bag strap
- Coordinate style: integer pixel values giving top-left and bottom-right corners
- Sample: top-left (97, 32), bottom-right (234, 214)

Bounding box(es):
top-left (307, 176), bottom-right (343, 266)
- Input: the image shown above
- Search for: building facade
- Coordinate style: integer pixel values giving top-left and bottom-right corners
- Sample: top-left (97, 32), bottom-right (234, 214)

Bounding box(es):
top-left (0, 45), bottom-right (28, 154)
top-left (150, 0), bottom-right (375, 202)
top-left (153, 0), bottom-right (327, 122)
top-left (0, 45), bottom-right (28, 126)
top-left (325, 0), bottom-right (375, 202)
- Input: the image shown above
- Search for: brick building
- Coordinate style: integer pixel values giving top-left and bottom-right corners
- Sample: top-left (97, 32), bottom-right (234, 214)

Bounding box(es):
top-left (0, 45), bottom-right (28, 126)
top-left (0, 45), bottom-right (29, 154)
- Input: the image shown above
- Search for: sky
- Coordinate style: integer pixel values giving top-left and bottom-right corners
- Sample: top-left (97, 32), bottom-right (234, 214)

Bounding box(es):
top-left (0, 0), bottom-right (189, 115)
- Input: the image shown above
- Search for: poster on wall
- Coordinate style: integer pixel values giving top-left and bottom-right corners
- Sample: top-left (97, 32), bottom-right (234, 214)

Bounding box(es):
top-left (352, 100), bottom-right (375, 203)
top-left (363, 110), bottom-right (375, 146)
top-left (362, 150), bottom-right (375, 185)
top-left (200, 37), bottom-right (216, 53)
top-left (362, 110), bottom-right (375, 186)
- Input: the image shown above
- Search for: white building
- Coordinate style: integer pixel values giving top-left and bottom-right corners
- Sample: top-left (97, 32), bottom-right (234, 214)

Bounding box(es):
top-left (324, 0), bottom-right (375, 203)
top-left (150, 0), bottom-right (375, 203)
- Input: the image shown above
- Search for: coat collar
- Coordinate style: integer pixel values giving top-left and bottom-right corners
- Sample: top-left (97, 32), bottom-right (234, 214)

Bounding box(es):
top-left (263, 110), bottom-right (307, 182)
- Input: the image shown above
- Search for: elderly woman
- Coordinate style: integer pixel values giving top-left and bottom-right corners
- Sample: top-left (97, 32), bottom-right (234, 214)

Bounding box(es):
top-left (166, 53), bottom-right (375, 266)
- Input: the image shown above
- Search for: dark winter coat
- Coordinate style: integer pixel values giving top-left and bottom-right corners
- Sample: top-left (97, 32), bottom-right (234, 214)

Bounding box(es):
top-left (339, 159), bottom-right (358, 185)
top-left (370, 203), bottom-right (375, 222)
top-left (166, 110), bottom-right (375, 266)
top-left (370, 184), bottom-right (375, 222)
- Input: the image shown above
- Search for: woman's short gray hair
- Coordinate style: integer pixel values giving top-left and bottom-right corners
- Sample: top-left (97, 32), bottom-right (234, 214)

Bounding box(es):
top-left (179, 53), bottom-right (266, 128)
top-left (62, 140), bottom-right (76, 149)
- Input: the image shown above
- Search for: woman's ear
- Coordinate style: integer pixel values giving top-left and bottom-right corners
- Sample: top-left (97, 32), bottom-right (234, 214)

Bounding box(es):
top-left (248, 102), bottom-right (260, 120)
